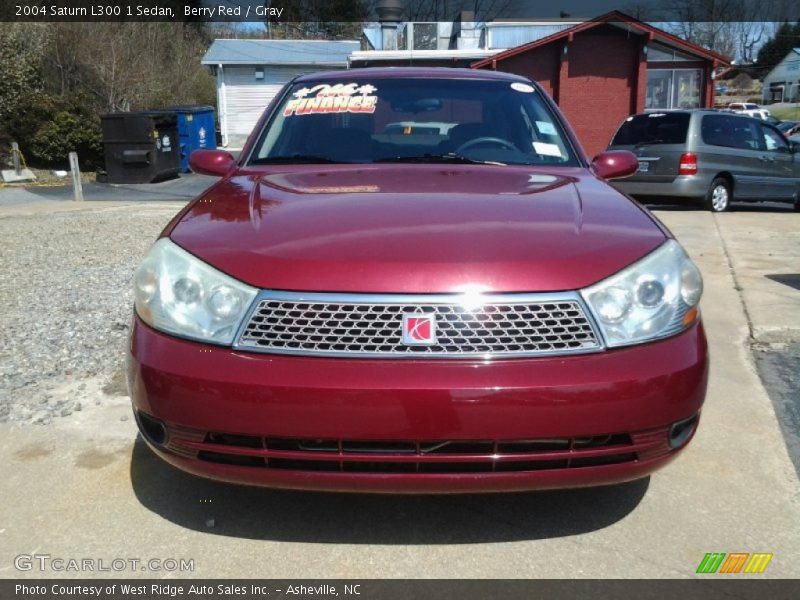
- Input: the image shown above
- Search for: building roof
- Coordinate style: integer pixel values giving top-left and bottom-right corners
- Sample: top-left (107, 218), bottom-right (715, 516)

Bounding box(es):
top-left (472, 11), bottom-right (731, 69)
top-left (761, 48), bottom-right (800, 81)
top-left (349, 48), bottom-right (500, 64)
top-left (202, 39), bottom-right (360, 67)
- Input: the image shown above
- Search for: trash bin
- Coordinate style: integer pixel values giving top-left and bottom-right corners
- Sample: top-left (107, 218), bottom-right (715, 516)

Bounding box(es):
top-left (100, 112), bottom-right (181, 184)
top-left (169, 106), bottom-right (217, 172)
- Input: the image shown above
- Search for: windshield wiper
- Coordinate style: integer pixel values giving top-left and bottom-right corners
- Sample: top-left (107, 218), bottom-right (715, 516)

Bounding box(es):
top-left (375, 152), bottom-right (506, 166)
top-left (252, 154), bottom-right (350, 164)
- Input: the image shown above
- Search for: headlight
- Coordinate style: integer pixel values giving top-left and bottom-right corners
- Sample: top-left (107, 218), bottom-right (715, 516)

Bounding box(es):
top-left (133, 238), bottom-right (258, 345)
top-left (580, 240), bottom-right (702, 348)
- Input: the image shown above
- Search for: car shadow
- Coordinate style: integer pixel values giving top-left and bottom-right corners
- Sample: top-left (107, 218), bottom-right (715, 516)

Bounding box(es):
top-left (129, 436), bottom-right (648, 544)
top-left (766, 273), bottom-right (800, 291)
top-left (644, 201), bottom-right (794, 212)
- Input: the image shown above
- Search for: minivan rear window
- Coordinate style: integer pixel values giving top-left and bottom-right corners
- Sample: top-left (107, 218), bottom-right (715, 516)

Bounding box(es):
top-left (611, 113), bottom-right (690, 146)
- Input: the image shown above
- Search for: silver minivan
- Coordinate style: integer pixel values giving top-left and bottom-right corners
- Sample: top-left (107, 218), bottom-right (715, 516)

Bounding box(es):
top-left (608, 110), bottom-right (800, 212)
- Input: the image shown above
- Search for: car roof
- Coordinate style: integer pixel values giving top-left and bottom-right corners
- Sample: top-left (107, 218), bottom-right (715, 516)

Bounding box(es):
top-left (294, 67), bottom-right (531, 84)
top-left (629, 109), bottom-right (719, 117)
top-left (623, 110), bottom-right (770, 129)
top-left (630, 109), bottom-right (755, 117)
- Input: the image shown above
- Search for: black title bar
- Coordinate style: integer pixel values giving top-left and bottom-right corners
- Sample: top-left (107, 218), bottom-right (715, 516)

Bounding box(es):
top-left (2, 1), bottom-right (799, 23)
top-left (4, 579), bottom-right (800, 600)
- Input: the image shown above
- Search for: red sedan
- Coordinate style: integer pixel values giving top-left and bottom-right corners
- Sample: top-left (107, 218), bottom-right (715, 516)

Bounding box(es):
top-left (128, 68), bottom-right (707, 493)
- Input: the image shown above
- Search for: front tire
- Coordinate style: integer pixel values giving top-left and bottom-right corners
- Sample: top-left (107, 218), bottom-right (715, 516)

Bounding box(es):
top-left (705, 178), bottom-right (731, 212)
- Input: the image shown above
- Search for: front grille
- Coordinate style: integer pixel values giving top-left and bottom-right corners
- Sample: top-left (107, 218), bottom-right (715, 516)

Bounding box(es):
top-left (167, 429), bottom-right (664, 474)
top-left (235, 292), bottom-right (601, 358)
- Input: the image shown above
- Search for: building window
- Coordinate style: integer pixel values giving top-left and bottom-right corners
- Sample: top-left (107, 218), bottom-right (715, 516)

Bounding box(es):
top-left (646, 69), bottom-right (702, 109)
top-left (413, 23), bottom-right (439, 50)
top-left (646, 43), bottom-right (695, 62)
top-left (768, 82), bottom-right (800, 103)
top-left (397, 23), bottom-right (440, 50)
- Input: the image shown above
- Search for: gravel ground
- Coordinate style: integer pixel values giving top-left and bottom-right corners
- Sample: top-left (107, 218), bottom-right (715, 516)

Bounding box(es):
top-left (0, 204), bottom-right (181, 424)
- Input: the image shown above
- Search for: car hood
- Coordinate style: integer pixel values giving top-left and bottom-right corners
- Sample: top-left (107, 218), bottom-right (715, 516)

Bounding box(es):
top-left (169, 164), bottom-right (666, 293)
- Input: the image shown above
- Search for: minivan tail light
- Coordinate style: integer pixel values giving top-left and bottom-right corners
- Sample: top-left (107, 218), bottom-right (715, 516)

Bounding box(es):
top-left (679, 152), bottom-right (697, 175)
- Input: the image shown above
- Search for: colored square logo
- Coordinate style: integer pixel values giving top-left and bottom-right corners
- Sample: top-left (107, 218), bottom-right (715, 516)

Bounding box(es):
top-left (402, 314), bottom-right (437, 345)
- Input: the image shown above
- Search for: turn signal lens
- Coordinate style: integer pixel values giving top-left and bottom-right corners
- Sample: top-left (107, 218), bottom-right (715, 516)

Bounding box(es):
top-left (679, 152), bottom-right (697, 175)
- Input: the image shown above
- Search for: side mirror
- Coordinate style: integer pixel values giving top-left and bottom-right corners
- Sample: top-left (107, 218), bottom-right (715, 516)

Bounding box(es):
top-left (189, 149), bottom-right (236, 177)
top-left (790, 141), bottom-right (800, 154)
top-left (591, 150), bottom-right (639, 180)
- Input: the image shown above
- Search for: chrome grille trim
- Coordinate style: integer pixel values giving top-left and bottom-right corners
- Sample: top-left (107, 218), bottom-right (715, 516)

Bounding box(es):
top-left (234, 291), bottom-right (603, 359)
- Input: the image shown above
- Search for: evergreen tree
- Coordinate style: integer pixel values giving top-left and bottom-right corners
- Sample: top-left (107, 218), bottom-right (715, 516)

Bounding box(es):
top-left (756, 22), bottom-right (800, 68)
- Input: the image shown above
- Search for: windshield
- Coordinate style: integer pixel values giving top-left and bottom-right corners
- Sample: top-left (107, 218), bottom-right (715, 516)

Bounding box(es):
top-left (249, 78), bottom-right (578, 166)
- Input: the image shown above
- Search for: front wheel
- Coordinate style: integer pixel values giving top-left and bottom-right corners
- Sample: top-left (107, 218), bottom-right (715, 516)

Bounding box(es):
top-left (705, 178), bottom-right (731, 212)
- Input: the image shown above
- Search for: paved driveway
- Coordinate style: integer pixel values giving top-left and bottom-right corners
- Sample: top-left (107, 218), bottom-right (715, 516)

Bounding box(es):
top-left (1, 200), bottom-right (798, 579)
top-left (0, 173), bottom-right (217, 206)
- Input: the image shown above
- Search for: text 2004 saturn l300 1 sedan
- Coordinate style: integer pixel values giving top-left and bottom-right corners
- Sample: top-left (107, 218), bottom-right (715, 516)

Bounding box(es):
top-left (127, 68), bottom-right (708, 493)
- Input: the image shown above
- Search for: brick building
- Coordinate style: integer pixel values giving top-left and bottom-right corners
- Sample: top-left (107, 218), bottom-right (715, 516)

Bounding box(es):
top-left (472, 12), bottom-right (730, 157)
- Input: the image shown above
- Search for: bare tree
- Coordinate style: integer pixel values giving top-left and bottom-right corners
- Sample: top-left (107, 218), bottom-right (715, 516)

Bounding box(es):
top-left (621, 2), bottom-right (659, 21)
top-left (264, 0), bottom-right (367, 39)
top-left (403, 0), bottom-right (512, 22)
top-left (652, 0), bottom-right (789, 62)
top-left (664, 0), bottom-right (740, 57)
top-left (43, 23), bottom-right (214, 112)
top-left (208, 22), bottom-right (267, 39)
top-left (731, 20), bottom-right (772, 63)
top-left (731, 72), bottom-right (753, 90)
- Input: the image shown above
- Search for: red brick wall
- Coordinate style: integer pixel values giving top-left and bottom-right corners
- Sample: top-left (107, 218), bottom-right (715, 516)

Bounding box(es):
top-left (557, 27), bottom-right (640, 157)
top-left (479, 25), bottom-right (646, 158)
top-left (495, 43), bottom-right (561, 99)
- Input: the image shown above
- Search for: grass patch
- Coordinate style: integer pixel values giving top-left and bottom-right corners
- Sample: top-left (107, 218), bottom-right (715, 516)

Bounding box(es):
top-left (770, 106), bottom-right (800, 121)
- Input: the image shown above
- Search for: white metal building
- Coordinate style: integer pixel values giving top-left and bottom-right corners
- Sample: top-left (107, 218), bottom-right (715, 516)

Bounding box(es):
top-left (351, 18), bottom-right (580, 68)
top-left (762, 48), bottom-right (800, 104)
top-left (202, 39), bottom-right (359, 148)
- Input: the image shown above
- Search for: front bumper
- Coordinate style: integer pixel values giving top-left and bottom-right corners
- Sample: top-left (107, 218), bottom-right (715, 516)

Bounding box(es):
top-left (128, 315), bottom-right (708, 493)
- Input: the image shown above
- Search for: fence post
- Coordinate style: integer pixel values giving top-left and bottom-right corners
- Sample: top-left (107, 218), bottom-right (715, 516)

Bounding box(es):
top-left (11, 142), bottom-right (21, 175)
top-left (68, 152), bottom-right (84, 202)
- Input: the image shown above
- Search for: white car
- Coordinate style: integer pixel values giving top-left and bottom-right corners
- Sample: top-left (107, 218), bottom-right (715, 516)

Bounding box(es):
top-left (727, 103), bottom-right (770, 120)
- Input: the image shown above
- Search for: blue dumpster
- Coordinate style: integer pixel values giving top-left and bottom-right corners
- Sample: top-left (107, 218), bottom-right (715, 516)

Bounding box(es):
top-left (170, 106), bottom-right (217, 172)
